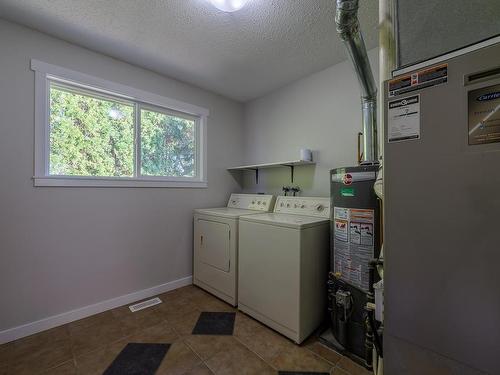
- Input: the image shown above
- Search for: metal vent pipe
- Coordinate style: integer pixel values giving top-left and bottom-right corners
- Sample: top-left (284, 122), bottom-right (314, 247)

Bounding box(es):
top-left (336, 0), bottom-right (378, 164)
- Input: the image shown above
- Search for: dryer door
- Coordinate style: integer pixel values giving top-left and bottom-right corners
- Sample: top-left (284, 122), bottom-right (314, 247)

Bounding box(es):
top-left (197, 219), bottom-right (230, 272)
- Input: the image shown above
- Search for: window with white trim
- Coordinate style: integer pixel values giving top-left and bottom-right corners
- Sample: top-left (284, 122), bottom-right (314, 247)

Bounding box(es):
top-left (32, 60), bottom-right (208, 188)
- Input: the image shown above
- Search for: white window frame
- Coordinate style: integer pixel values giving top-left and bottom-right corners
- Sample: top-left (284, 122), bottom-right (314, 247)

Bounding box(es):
top-left (31, 59), bottom-right (208, 188)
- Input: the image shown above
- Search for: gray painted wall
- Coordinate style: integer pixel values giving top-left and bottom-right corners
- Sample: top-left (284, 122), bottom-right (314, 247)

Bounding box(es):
top-left (0, 19), bottom-right (243, 332)
top-left (397, 0), bottom-right (500, 67)
top-left (241, 48), bottom-right (379, 197)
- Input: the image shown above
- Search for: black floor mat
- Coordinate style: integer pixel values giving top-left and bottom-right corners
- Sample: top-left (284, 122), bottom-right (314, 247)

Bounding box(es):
top-left (192, 311), bottom-right (236, 335)
top-left (103, 343), bottom-right (170, 375)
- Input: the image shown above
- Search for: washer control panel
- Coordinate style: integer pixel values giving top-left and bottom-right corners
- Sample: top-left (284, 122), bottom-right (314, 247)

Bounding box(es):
top-left (273, 196), bottom-right (330, 218)
top-left (227, 194), bottom-right (275, 211)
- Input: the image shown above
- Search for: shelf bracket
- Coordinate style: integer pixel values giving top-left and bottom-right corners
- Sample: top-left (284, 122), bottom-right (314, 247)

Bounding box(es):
top-left (251, 168), bottom-right (259, 184)
top-left (283, 164), bottom-right (295, 183)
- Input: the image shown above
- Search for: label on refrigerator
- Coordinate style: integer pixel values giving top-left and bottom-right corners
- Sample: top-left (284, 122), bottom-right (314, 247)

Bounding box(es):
top-left (468, 83), bottom-right (500, 145)
top-left (388, 94), bottom-right (421, 143)
top-left (334, 207), bottom-right (375, 292)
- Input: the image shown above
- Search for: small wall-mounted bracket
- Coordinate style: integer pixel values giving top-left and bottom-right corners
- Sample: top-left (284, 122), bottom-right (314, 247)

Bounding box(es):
top-left (282, 164), bottom-right (295, 183)
top-left (253, 168), bottom-right (259, 184)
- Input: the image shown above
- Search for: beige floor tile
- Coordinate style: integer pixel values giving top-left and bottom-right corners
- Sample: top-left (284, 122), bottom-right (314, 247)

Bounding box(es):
top-left (269, 344), bottom-right (333, 373)
top-left (337, 356), bottom-right (371, 375)
top-left (304, 340), bottom-right (342, 366)
top-left (331, 366), bottom-right (350, 375)
top-left (236, 324), bottom-right (294, 363)
top-left (74, 339), bottom-right (128, 375)
top-left (6, 326), bottom-right (73, 375)
top-left (203, 299), bottom-right (236, 313)
top-left (0, 343), bottom-right (11, 374)
top-left (184, 335), bottom-right (238, 361)
top-left (156, 295), bottom-right (201, 322)
top-left (170, 310), bottom-right (202, 336)
top-left (125, 321), bottom-right (179, 344)
top-left (41, 360), bottom-right (77, 375)
top-left (158, 288), bottom-right (194, 305)
top-left (156, 341), bottom-right (201, 375)
top-left (68, 311), bottom-right (114, 331)
top-left (184, 287), bottom-right (218, 303)
top-left (186, 295), bottom-right (215, 311)
top-left (2, 285), bottom-right (358, 375)
top-left (164, 286), bottom-right (236, 313)
top-left (176, 285), bottom-right (208, 300)
top-left (0, 343), bottom-right (11, 362)
top-left (111, 303), bottom-right (166, 336)
top-left (189, 292), bottom-right (235, 312)
top-left (70, 314), bottom-right (125, 357)
top-left (205, 341), bottom-right (275, 375)
top-left (183, 363), bottom-right (214, 375)
top-left (232, 312), bottom-right (267, 340)
top-left (0, 344), bottom-right (8, 374)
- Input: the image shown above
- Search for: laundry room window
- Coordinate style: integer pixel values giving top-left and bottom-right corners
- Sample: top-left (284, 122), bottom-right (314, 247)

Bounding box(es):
top-left (31, 59), bottom-right (208, 187)
top-left (140, 107), bottom-right (197, 178)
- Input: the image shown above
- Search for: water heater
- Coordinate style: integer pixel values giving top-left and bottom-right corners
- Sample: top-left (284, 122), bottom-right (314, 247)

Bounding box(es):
top-left (322, 164), bottom-right (381, 365)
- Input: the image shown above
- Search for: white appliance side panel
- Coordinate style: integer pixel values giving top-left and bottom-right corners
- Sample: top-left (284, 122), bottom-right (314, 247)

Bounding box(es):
top-left (238, 221), bottom-right (300, 332)
top-left (299, 224), bottom-right (330, 342)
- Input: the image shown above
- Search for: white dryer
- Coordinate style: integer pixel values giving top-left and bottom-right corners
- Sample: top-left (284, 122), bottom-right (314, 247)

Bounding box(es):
top-left (194, 194), bottom-right (274, 306)
top-left (238, 196), bottom-right (330, 343)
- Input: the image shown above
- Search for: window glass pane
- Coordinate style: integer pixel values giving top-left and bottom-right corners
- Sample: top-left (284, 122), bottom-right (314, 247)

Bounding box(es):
top-left (140, 108), bottom-right (196, 177)
top-left (49, 84), bottom-right (134, 177)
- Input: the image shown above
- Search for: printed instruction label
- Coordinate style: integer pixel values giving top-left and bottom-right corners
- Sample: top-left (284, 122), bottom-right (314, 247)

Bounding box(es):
top-left (333, 207), bottom-right (375, 292)
top-left (468, 83), bottom-right (500, 145)
top-left (388, 94), bottom-right (420, 143)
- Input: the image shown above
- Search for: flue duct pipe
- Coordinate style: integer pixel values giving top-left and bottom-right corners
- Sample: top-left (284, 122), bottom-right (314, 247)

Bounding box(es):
top-left (335, 0), bottom-right (378, 164)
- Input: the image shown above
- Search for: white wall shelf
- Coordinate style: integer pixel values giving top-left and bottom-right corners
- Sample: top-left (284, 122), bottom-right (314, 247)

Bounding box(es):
top-left (227, 160), bottom-right (315, 184)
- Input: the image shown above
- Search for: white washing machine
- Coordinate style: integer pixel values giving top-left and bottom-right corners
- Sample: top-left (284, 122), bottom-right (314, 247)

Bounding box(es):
top-left (194, 194), bottom-right (275, 306)
top-left (238, 196), bottom-right (330, 343)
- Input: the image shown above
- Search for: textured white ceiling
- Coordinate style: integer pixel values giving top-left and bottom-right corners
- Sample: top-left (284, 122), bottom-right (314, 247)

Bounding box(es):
top-left (0, 0), bottom-right (378, 102)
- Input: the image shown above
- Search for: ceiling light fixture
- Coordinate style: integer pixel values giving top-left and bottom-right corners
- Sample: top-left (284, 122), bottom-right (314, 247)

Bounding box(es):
top-left (207, 0), bottom-right (249, 12)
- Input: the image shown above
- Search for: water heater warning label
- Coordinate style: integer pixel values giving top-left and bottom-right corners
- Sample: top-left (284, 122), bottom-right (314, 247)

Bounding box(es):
top-left (334, 207), bottom-right (374, 292)
top-left (388, 94), bottom-right (421, 143)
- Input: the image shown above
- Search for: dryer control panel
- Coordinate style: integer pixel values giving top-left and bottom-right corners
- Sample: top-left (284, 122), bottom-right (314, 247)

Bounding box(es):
top-left (227, 194), bottom-right (275, 211)
top-left (274, 196), bottom-right (330, 218)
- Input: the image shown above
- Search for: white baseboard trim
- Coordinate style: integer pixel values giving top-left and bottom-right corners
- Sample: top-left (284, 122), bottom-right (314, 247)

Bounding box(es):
top-left (0, 275), bottom-right (192, 344)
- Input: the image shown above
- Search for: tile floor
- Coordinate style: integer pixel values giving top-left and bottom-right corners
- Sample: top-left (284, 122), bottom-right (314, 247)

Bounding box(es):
top-left (0, 285), bottom-right (371, 375)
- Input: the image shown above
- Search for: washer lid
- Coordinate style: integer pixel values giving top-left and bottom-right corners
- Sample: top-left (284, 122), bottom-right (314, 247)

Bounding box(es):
top-left (239, 213), bottom-right (329, 229)
top-left (194, 207), bottom-right (265, 219)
